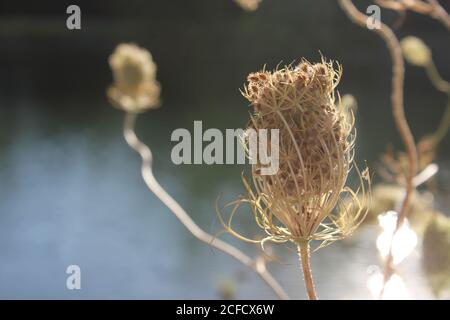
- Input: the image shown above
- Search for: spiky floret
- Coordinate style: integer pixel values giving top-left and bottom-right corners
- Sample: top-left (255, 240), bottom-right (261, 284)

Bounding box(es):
top-left (224, 58), bottom-right (370, 250)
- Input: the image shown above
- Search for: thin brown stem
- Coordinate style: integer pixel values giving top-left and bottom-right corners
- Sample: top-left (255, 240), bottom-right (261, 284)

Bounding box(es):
top-left (297, 241), bottom-right (318, 300)
top-left (375, 0), bottom-right (433, 14)
top-left (375, 0), bottom-right (450, 31)
top-left (122, 112), bottom-right (289, 300)
top-left (338, 0), bottom-right (418, 297)
top-left (427, 0), bottom-right (450, 31)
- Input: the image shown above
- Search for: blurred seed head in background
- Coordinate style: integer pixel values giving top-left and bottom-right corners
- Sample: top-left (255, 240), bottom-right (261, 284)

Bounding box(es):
top-left (108, 43), bottom-right (161, 113)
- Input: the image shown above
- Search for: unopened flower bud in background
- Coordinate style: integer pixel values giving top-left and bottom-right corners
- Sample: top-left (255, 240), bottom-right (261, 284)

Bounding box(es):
top-left (400, 36), bottom-right (431, 67)
top-left (108, 43), bottom-right (161, 113)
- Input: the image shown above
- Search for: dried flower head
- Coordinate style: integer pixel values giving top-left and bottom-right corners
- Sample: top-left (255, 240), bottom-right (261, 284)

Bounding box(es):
top-left (401, 36), bottom-right (431, 67)
top-left (108, 43), bottom-right (161, 113)
top-left (225, 58), bottom-right (370, 249)
top-left (234, 0), bottom-right (261, 11)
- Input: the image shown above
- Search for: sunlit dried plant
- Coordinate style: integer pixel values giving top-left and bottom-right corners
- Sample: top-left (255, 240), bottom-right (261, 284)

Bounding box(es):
top-left (224, 59), bottom-right (370, 299)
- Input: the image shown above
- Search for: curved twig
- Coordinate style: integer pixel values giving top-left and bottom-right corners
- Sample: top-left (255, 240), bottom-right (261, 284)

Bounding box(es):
top-left (425, 60), bottom-right (450, 93)
top-left (122, 112), bottom-right (289, 300)
top-left (375, 0), bottom-right (450, 31)
top-left (375, 0), bottom-right (433, 14)
top-left (337, 0), bottom-right (418, 297)
top-left (427, 0), bottom-right (450, 31)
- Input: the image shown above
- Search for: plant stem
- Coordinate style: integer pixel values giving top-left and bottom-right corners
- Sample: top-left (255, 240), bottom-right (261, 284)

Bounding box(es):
top-left (374, 0), bottom-right (450, 31)
top-left (122, 112), bottom-right (289, 300)
top-left (425, 61), bottom-right (450, 93)
top-left (433, 98), bottom-right (450, 145)
top-left (424, 61), bottom-right (450, 146)
top-left (297, 241), bottom-right (318, 300)
top-left (338, 0), bottom-right (418, 297)
top-left (427, 0), bottom-right (450, 31)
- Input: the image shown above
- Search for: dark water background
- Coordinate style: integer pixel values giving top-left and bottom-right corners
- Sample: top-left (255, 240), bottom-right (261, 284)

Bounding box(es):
top-left (0, 0), bottom-right (449, 299)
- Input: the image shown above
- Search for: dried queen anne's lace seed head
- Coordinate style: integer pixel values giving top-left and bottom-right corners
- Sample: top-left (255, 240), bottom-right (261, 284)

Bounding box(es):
top-left (108, 43), bottom-right (161, 113)
top-left (235, 59), bottom-right (370, 248)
